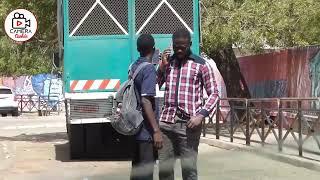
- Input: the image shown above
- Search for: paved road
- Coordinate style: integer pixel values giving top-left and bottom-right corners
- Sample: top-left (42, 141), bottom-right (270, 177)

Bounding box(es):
top-left (0, 114), bottom-right (320, 180)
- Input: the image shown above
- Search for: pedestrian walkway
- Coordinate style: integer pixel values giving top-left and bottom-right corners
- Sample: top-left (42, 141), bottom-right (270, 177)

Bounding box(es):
top-left (204, 125), bottom-right (320, 162)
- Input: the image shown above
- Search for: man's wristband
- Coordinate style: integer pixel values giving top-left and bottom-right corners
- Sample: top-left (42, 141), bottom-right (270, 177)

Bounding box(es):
top-left (198, 109), bottom-right (209, 117)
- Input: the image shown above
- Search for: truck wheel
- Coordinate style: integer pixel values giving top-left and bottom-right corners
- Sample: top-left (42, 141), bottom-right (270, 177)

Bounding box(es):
top-left (12, 109), bottom-right (19, 117)
top-left (1, 114), bottom-right (7, 117)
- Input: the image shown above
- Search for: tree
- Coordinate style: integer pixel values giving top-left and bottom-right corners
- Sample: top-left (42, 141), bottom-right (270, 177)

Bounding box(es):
top-left (201, 0), bottom-right (320, 98)
top-left (0, 0), bottom-right (57, 76)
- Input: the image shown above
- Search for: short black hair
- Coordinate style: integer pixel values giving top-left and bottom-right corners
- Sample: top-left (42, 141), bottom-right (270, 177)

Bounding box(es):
top-left (137, 34), bottom-right (155, 56)
top-left (172, 28), bottom-right (191, 41)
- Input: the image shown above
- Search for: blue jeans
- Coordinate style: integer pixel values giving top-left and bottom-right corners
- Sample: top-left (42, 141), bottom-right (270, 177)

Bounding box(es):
top-left (158, 121), bottom-right (202, 180)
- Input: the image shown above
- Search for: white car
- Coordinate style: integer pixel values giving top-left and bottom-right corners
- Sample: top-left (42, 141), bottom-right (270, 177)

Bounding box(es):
top-left (0, 86), bottom-right (19, 117)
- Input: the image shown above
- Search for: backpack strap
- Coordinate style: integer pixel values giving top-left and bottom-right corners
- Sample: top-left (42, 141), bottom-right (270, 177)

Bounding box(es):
top-left (130, 62), bottom-right (150, 80)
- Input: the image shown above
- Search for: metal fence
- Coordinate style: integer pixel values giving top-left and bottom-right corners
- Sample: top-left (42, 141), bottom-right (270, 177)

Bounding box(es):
top-left (203, 98), bottom-right (320, 157)
top-left (16, 95), bottom-right (64, 115)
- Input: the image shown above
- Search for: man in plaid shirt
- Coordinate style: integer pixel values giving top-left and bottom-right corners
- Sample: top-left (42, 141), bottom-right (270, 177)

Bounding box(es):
top-left (157, 29), bottom-right (219, 180)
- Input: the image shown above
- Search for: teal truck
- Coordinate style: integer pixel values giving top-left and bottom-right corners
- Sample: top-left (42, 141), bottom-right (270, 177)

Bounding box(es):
top-left (57, 0), bottom-right (201, 158)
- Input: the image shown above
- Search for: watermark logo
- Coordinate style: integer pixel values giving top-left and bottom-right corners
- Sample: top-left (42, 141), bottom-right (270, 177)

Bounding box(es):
top-left (4, 9), bottom-right (37, 42)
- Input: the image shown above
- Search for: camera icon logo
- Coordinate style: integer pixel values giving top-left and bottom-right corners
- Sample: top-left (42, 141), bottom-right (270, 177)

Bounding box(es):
top-left (12, 13), bottom-right (31, 29)
top-left (4, 9), bottom-right (37, 42)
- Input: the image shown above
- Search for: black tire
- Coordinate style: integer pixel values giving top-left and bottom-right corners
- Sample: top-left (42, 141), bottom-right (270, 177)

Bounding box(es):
top-left (12, 109), bottom-right (19, 117)
top-left (1, 114), bottom-right (7, 117)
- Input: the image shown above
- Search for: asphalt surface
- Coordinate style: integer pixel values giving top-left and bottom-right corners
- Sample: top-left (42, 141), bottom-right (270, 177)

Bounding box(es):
top-left (0, 114), bottom-right (319, 180)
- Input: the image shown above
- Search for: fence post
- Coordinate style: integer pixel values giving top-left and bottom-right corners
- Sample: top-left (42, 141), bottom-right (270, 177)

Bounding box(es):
top-left (278, 99), bottom-right (283, 152)
top-left (38, 96), bottom-right (41, 110)
top-left (230, 102), bottom-right (234, 143)
top-left (65, 99), bottom-right (69, 134)
top-left (261, 101), bottom-right (265, 146)
top-left (216, 100), bottom-right (220, 140)
top-left (57, 99), bottom-right (61, 115)
top-left (298, 100), bottom-right (303, 156)
top-left (20, 95), bottom-right (23, 113)
top-left (246, 99), bottom-right (250, 145)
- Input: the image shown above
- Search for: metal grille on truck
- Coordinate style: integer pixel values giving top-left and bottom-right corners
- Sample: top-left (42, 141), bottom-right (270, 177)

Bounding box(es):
top-left (135, 0), bottom-right (194, 34)
top-left (69, 98), bottom-right (113, 119)
top-left (68, 0), bottom-right (128, 36)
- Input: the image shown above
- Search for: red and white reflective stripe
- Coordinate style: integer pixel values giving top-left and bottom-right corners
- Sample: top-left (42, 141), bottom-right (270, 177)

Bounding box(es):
top-left (70, 79), bottom-right (120, 91)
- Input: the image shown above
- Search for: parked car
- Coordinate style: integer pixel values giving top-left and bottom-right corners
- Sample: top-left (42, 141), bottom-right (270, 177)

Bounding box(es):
top-left (0, 86), bottom-right (19, 117)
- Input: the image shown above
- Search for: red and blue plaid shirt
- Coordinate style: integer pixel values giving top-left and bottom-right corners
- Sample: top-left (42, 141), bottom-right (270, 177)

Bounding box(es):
top-left (157, 54), bottom-right (219, 123)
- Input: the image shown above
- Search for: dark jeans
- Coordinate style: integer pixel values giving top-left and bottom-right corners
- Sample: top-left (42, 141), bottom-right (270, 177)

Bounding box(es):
top-left (158, 121), bottom-right (202, 180)
top-left (130, 141), bottom-right (156, 180)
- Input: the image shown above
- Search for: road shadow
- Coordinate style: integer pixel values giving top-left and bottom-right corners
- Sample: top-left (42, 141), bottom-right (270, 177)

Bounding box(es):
top-left (54, 142), bottom-right (71, 161)
top-left (54, 142), bottom-right (132, 162)
top-left (0, 132), bottom-right (68, 142)
top-left (0, 132), bottom-right (132, 162)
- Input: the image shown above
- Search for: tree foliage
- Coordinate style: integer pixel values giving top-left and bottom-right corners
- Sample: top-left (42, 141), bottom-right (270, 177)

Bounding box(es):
top-left (201, 0), bottom-right (320, 98)
top-left (202, 0), bottom-right (320, 53)
top-left (0, 0), bottom-right (57, 76)
top-left (1, 0), bottom-right (320, 95)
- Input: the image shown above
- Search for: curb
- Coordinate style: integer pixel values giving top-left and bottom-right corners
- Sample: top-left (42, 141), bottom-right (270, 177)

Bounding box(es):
top-left (201, 137), bottom-right (241, 150)
top-left (200, 137), bottom-right (320, 172)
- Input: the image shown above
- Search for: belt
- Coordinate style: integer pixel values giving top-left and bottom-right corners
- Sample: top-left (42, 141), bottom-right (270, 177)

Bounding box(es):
top-left (174, 109), bottom-right (190, 123)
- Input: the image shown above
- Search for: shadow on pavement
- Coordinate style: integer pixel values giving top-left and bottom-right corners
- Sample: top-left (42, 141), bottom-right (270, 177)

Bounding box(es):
top-left (0, 132), bottom-right (132, 162)
top-left (0, 132), bottom-right (68, 142)
top-left (54, 142), bottom-right (132, 162)
top-left (54, 142), bottom-right (71, 161)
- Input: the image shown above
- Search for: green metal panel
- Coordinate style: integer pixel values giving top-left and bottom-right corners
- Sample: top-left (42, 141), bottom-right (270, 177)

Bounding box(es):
top-left (64, 39), bottom-right (131, 93)
top-left (129, 0), bottom-right (136, 65)
top-left (132, 0), bottom-right (200, 61)
top-left (193, 0), bottom-right (201, 54)
top-left (63, 0), bottom-right (131, 93)
top-left (63, 0), bottom-right (200, 93)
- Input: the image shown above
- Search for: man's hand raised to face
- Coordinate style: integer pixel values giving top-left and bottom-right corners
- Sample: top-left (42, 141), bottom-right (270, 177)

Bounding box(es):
top-left (159, 49), bottom-right (171, 71)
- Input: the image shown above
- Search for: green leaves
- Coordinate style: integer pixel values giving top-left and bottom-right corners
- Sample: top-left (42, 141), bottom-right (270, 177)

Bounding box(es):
top-left (201, 0), bottom-right (320, 54)
top-left (1, 0), bottom-right (319, 76)
top-left (0, 0), bottom-right (56, 76)
top-left (0, 36), bottom-right (51, 76)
